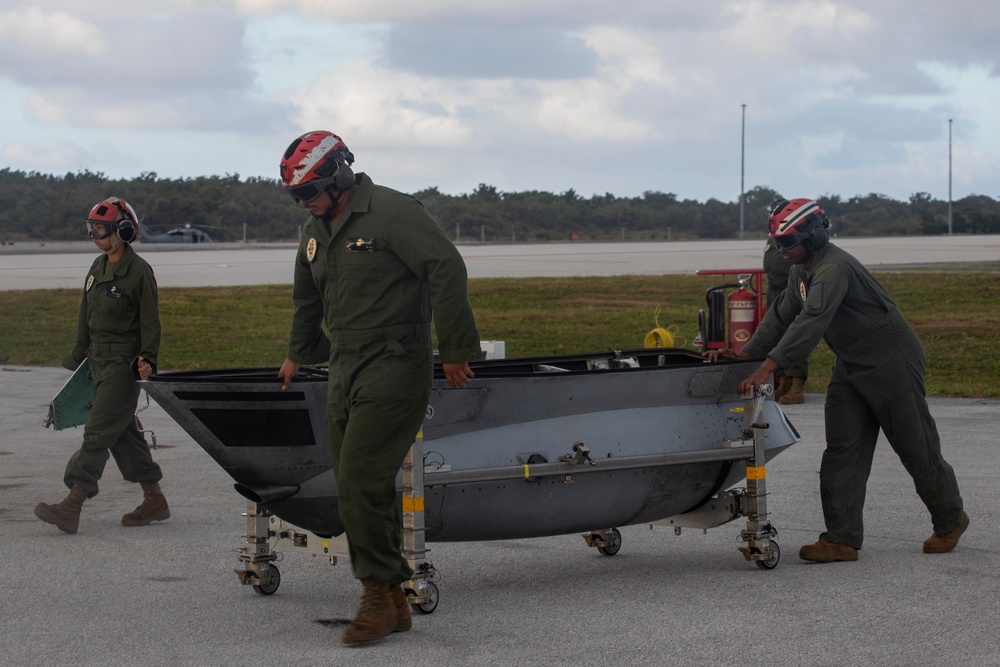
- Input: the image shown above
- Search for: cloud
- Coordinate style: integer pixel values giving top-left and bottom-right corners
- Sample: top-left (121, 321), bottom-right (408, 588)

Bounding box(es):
top-left (0, 9), bottom-right (293, 132)
top-left (1, 11), bottom-right (251, 89)
top-left (384, 26), bottom-right (600, 79)
top-left (25, 88), bottom-right (291, 132)
top-left (0, 0), bottom-right (997, 202)
top-left (290, 61), bottom-right (475, 149)
top-left (0, 7), bottom-right (107, 60)
top-left (1, 138), bottom-right (96, 173)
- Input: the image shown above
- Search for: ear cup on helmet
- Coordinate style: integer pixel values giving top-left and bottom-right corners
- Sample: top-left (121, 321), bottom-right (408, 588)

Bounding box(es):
top-left (117, 219), bottom-right (138, 243)
top-left (808, 224), bottom-right (829, 251)
top-left (333, 163), bottom-right (356, 192)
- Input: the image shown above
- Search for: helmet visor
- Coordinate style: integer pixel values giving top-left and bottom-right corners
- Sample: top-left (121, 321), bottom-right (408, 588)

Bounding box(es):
top-left (286, 181), bottom-right (324, 203)
top-left (286, 174), bottom-right (339, 203)
top-left (87, 221), bottom-right (115, 240)
top-left (773, 232), bottom-right (808, 250)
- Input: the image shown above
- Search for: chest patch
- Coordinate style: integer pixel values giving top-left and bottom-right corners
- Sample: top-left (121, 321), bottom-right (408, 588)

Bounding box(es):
top-left (799, 279), bottom-right (808, 301)
top-left (86, 275), bottom-right (95, 292)
top-left (346, 237), bottom-right (375, 253)
top-left (306, 237), bottom-right (317, 263)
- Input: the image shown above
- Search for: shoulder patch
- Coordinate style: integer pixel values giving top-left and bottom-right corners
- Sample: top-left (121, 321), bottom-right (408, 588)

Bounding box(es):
top-left (86, 275), bottom-right (95, 292)
top-left (306, 237), bottom-right (317, 263)
top-left (799, 279), bottom-right (808, 301)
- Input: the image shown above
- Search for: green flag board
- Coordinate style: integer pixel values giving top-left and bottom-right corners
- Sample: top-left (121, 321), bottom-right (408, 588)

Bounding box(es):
top-left (44, 359), bottom-right (94, 431)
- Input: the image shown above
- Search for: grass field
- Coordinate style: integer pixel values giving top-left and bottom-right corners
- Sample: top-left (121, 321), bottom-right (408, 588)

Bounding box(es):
top-left (1, 272), bottom-right (997, 398)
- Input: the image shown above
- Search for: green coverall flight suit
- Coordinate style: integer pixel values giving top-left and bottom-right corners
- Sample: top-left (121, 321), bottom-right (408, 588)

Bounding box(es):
top-left (742, 243), bottom-right (964, 549)
top-left (763, 237), bottom-right (807, 381)
top-left (61, 243), bottom-right (163, 497)
top-left (286, 173), bottom-right (481, 584)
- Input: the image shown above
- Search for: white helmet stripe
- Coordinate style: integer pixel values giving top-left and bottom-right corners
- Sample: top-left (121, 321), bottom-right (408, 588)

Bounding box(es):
top-left (287, 134), bottom-right (342, 187)
top-left (776, 200), bottom-right (820, 234)
top-left (121, 201), bottom-right (138, 223)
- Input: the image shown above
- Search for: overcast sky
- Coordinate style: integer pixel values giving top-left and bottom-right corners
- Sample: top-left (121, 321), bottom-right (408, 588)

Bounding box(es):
top-left (1, 1), bottom-right (997, 204)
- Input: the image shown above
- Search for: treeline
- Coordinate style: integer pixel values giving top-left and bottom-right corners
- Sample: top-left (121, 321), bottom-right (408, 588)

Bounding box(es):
top-left (1, 168), bottom-right (999, 243)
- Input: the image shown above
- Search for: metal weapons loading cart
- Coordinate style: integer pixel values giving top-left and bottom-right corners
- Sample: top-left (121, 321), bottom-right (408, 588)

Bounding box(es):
top-left (142, 348), bottom-right (797, 613)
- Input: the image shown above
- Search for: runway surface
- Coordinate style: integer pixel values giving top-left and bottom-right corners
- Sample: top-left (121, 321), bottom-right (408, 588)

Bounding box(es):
top-left (2, 234), bottom-right (999, 290)
top-left (2, 366), bottom-right (998, 666)
top-left (3, 235), bottom-right (998, 664)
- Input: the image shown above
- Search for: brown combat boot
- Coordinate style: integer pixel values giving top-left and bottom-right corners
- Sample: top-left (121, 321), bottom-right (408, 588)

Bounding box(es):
top-left (121, 481), bottom-right (171, 527)
top-left (779, 377), bottom-right (805, 405)
top-left (773, 376), bottom-right (790, 402)
top-left (923, 512), bottom-right (969, 554)
top-left (391, 585), bottom-right (412, 633)
top-left (343, 580), bottom-right (397, 645)
top-left (34, 484), bottom-right (89, 534)
top-left (799, 539), bottom-right (858, 562)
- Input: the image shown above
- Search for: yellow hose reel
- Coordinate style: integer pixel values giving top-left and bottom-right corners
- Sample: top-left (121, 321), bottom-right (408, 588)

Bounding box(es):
top-left (644, 307), bottom-right (687, 348)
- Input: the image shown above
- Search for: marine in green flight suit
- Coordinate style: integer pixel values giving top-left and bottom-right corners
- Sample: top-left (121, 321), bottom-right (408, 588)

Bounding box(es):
top-left (763, 236), bottom-right (807, 402)
top-left (35, 197), bottom-right (169, 535)
top-left (61, 242), bottom-right (164, 495)
top-left (706, 199), bottom-right (967, 563)
top-left (277, 131), bottom-right (480, 645)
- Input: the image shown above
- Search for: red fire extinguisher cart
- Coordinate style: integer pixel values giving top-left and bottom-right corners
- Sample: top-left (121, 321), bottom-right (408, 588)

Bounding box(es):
top-left (694, 269), bottom-right (764, 355)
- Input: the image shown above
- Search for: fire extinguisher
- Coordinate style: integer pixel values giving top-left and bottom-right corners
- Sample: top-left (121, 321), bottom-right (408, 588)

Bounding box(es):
top-left (727, 277), bottom-right (758, 354)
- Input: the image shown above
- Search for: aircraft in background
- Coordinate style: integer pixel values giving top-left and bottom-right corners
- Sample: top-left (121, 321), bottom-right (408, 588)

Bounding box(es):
top-left (138, 220), bottom-right (214, 244)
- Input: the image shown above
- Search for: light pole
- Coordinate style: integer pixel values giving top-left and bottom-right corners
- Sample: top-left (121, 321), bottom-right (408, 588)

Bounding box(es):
top-left (948, 118), bottom-right (953, 235)
top-left (740, 103), bottom-right (746, 240)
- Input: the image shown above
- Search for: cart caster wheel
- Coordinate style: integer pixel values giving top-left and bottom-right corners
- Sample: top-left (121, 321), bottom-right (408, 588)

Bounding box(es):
top-left (755, 541), bottom-right (780, 570)
top-left (252, 564), bottom-right (280, 595)
top-left (598, 528), bottom-right (622, 556)
top-left (407, 581), bottom-right (439, 615)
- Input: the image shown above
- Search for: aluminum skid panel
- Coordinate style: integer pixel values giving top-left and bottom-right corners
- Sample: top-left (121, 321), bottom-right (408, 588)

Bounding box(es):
top-left (143, 350), bottom-right (799, 606)
top-left (650, 386), bottom-right (780, 569)
top-left (234, 387), bottom-right (784, 609)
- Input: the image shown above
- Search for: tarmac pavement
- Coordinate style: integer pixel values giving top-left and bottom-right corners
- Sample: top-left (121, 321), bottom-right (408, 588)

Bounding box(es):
top-left (2, 234), bottom-right (999, 289)
top-left (2, 365), bottom-right (998, 666)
